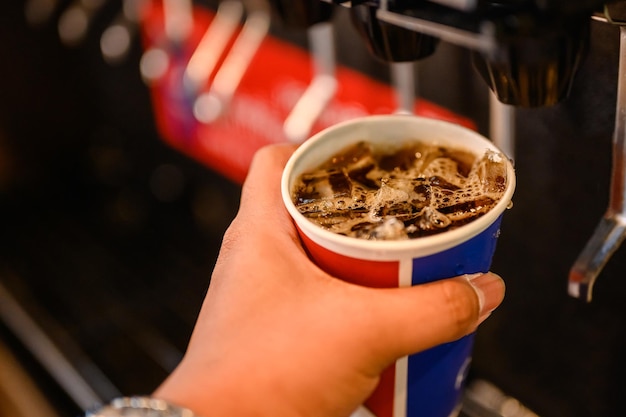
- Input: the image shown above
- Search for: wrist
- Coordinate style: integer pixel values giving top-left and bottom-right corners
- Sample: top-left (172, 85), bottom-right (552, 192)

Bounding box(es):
top-left (152, 358), bottom-right (243, 417)
top-left (153, 355), bottom-right (302, 417)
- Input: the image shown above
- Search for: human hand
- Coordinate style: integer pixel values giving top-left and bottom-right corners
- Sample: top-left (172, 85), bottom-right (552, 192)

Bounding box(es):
top-left (153, 144), bottom-right (505, 417)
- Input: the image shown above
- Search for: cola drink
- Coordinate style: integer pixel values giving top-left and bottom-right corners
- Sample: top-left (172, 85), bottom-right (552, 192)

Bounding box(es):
top-left (291, 140), bottom-right (508, 240)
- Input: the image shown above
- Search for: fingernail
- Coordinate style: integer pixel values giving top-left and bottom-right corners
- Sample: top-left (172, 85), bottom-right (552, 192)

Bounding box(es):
top-left (466, 273), bottom-right (505, 317)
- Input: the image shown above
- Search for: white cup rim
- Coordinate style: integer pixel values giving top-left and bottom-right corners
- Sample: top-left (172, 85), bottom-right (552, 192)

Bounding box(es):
top-left (281, 114), bottom-right (516, 261)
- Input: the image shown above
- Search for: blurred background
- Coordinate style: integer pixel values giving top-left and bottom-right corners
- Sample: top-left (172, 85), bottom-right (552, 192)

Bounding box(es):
top-left (1, 1), bottom-right (626, 417)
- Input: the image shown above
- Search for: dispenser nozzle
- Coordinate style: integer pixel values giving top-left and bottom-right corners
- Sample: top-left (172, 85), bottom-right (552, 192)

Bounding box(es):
top-left (568, 25), bottom-right (626, 302)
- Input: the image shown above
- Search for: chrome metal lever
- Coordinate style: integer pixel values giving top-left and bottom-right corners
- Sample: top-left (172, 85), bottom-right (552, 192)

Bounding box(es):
top-left (376, 0), bottom-right (497, 55)
top-left (391, 62), bottom-right (416, 115)
top-left (184, 0), bottom-right (244, 93)
top-left (193, 1), bottom-right (271, 123)
top-left (283, 21), bottom-right (338, 143)
top-left (163, 0), bottom-right (194, 45)
top-left (489, 90), bottom-right (516, 160)
top-left (568, 25), bottom-right (626, 302)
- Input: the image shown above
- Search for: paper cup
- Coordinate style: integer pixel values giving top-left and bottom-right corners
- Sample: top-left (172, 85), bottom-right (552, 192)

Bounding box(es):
top-left (281, 114), bottom-right (515, 417)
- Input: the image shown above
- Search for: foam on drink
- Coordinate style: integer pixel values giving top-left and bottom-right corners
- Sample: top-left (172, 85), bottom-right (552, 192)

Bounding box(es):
top-left (291, 140), bottom-right (508, 240)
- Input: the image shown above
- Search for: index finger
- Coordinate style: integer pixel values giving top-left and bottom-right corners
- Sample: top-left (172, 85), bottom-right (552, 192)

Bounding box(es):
top-left (234, 144), bottom-right (299, 236)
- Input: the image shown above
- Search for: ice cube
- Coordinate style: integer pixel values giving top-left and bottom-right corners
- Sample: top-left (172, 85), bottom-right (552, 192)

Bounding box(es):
top-left (416, 206), bottom-right (451, 232)
top-left (294, 168), bottom-right (351, 205)
top-left (370, 179), bottom-right (430, 222)
top-left (473, 149), bottom-right (507, 194)
top-left (323, 141), bottom-right (375, 172)
top-left (370, 218), bottom-right (408, 240)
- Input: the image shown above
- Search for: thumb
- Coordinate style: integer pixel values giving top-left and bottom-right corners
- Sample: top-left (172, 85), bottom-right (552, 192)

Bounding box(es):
top-left (362, 273), bottom-right (505, 362)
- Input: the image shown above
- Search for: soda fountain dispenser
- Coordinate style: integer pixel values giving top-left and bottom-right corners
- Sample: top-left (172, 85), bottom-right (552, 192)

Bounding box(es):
top-left (329, 0), bottom-right (624, 301)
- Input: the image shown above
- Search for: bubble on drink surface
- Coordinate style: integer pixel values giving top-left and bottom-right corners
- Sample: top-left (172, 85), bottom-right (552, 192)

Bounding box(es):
top-left (291, 141), bottom-right (508, 240)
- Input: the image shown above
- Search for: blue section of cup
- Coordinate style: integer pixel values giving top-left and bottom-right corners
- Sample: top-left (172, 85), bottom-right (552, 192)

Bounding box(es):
top-left (406, 216), bottom-right (504, 417)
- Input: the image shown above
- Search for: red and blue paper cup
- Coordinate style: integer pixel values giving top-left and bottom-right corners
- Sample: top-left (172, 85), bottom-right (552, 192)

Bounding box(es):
top-left (281, 115), bottom-right (516, 417)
